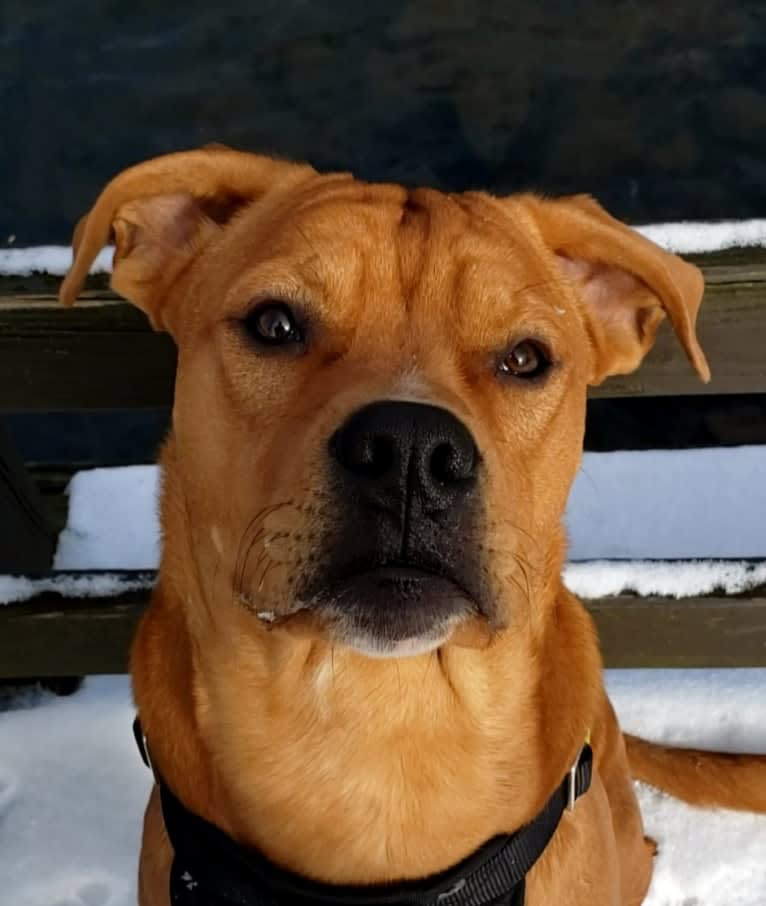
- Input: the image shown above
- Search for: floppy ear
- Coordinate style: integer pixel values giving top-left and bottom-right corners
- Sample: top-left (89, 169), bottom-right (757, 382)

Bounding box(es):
top-left (519, 194), bottom-right (709, 384)
top-left (59, 147), bottom-right (316, 332)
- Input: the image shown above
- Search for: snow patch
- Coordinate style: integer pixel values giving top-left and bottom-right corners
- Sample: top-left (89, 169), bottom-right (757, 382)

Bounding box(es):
top-left (607, 668), bottom-right (766, 903)
top-left (564, 559), bottom-right (766, 599)
top-left (568, 446), bottom-right (766, 560)
top-left (54, 466), bottom-right (161, 571)
top-left (0, 677), bottom-right (150, 906)
top-left (637, 219), bottom-right (766, 254)
top-left (0, 573), bottom-right (154, 606)
top-left (0, 246), bottom-right (113, 277)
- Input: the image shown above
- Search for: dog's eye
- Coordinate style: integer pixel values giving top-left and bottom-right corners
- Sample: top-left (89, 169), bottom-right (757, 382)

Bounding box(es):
top-left (244, 303), bottom-right (303, 346)
top-left (498, 340), bottom-right (551, 380)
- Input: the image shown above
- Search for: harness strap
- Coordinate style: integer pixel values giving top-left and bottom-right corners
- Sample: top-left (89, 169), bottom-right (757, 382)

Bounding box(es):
top-left (134, 717), bottom-right (592, 906)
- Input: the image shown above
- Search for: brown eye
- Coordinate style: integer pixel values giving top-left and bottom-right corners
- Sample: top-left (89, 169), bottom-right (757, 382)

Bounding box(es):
top-left (244, 302), bottom-right (303, 347)
top-left (498, 340), bottom-right (551, 380)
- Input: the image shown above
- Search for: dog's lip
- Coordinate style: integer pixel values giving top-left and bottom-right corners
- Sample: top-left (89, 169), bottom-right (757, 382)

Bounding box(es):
top-left (303, 556), bottom-right (489, 618)
top-left (342, 563), bottom-right (453, 583)
top-left (330, 561), bottom-right (484, 613)
top-left (256, 561), bottom-right (495, 651)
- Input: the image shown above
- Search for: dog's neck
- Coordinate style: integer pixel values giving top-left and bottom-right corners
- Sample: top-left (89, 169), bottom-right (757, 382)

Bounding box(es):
top-left (132, 474), bottom-right (601, 884)
top-left (132, 570), bottom-right (600, 887)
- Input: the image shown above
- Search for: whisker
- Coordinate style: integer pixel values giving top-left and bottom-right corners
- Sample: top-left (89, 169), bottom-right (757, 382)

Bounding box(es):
top-left (232, 500), bottom-right (297, 605)
top-left (257, 559), bottom-right (281, 592)
top-left (233, 505), bottom-right (280, 582)
top-left (515, 555), bottom-right (533, 603)
top-left (234, 526), bottom-right (269, 599)
top-left (508, 573), bottom-right (529, 602)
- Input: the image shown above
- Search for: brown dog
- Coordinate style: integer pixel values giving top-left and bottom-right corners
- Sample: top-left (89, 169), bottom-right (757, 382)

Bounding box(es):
top-left (61, 148), bottom-right (766, 905)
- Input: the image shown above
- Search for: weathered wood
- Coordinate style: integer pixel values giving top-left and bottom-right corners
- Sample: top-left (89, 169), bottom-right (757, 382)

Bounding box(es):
top-left (0, 292), bottom-right (177, 411)
top-left (589, 594), bottom-right (766, 668)
top-left (2, 254), bottom-right (766, 409)
top-left (2, 573), bottom-right (766, 677)
top-left (591, 278), bottom-right (766, 398)
top-left (0, 583), bottom-right (148, 678)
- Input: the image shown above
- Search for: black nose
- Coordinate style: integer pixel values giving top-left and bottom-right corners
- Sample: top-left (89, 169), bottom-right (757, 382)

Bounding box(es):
top-left (330, 401), bottom-right (479, 512)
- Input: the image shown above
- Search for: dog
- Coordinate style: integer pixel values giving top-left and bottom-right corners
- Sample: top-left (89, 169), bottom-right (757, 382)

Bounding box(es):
top-left (61, 147), bottom-right (766, 905)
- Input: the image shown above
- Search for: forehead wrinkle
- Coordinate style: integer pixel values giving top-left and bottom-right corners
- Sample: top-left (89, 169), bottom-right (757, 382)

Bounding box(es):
top-left (240, 175), bottom-right (404, 259)
top-left (447, 251), bottom-right (572, 347)
top-left (396, 192), bottom-right (433, 313)
top-left (292, 223), bottom-right (323, 282)
top-left (442, 198), bottom-right (565, 302)
top-left (454, 192), bottom-right (545, 256)
top-left (453, 191), bottom-right (569, 293)
top-left (259, 172), bottom-right (395, 220)
top-left (286, 181), bottom-right (407, 235)
top-left (395, 189), bottom-right (477, 321)
top-left (219, 233), bottom-right (368, 328)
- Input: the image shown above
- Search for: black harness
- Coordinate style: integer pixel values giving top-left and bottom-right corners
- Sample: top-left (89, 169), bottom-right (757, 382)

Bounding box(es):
top-left (134, 719), bottom-right (592, 906)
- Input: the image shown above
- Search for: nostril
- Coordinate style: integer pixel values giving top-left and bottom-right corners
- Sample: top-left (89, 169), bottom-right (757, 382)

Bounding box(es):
top-left (333, 428), bottom-right (398, 480)
top-left (361, 434), bottom-right (397, 479)
top-left (429, 440), bottom-right (477, 486)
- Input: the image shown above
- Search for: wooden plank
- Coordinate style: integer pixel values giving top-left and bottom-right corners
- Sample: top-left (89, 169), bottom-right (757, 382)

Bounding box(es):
top-left (0, 589), bottom-right (146, 678)
top-left (2, 574), bottom-right (766, 677)
top-left (2, 253), bottom-right (766, 409)
top-left (591, 277), bottom-right (766, 398)
top-left (0, 293), bottom-right (177, 411)
top-left (589, 595), bottom-right (766, 668)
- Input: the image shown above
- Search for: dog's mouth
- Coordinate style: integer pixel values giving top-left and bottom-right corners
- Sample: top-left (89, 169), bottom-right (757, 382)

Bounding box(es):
top-left (256, 559), bottom-right (493, 656)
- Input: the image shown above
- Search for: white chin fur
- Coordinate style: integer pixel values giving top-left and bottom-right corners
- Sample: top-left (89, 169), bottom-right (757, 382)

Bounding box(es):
top-left (342, 630), bottom-right (449, 659)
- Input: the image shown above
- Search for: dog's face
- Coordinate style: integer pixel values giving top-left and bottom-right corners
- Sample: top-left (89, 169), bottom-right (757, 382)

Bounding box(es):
top-left (169, 182), bottom-right (593, 657)
top-left (62, 149), bottom-right (708, 659)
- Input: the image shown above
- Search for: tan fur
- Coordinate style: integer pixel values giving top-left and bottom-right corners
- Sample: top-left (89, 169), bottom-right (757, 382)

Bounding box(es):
top-left (60, 148), bottom-right (762, 906)
top-left (625, 735), bottom-right (766, 813)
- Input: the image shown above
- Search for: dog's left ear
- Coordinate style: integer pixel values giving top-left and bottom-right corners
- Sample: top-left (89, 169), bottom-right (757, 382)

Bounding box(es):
top-left (519, 194), bottom-right (710, 384)
top-left (59, 147), bottom-right (316, 333)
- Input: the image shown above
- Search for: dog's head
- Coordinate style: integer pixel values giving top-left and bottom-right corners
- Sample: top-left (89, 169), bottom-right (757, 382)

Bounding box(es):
top-left (62, 148), bottom-right (708, 659)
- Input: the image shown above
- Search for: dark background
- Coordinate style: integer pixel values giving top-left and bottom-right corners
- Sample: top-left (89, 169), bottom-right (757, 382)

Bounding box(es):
top-left (4, 0), bottom-right (766, 245)
top-left (3, 1), bottom-right (766, 470)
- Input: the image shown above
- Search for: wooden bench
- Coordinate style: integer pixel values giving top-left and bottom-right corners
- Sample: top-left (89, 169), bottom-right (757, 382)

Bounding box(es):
top-left (2, 251), bottom-right (766, 679)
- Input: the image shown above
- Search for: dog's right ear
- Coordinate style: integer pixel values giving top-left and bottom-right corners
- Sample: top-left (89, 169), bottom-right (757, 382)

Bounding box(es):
top-left (59, 148), bottom-right (316, 332)
top-left (513, 193), bottom-right (710, 385)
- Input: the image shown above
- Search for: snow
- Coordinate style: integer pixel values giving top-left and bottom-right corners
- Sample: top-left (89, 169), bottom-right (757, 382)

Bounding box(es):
top-left (0, 573), bottom-right (153, 606)
top-left (610, 669), bottom-right (766, 905)
top-left (0, 677), bottom-right (151, 906)
top-left (0, 672), bottom-right (764, 906)
top-left (564, 559), bottom-right (766, 599)
top-left (3, 218), bottom-right (766, 278)
top-left (53, 466), bottom-right (161, 571)
top-left (0, 246), bottom-right (113, 277)
top-left (3, 448), bottom-right (766, 904)
top-left (568, 446), bottom-right (766, 560)
top-left (636, 220), bottom-right (766, 254)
